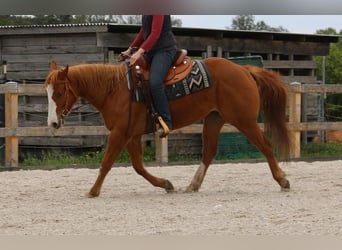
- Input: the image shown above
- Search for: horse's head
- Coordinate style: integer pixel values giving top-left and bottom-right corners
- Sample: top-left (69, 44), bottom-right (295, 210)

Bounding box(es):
top-left (45, 60), bottom-right (78, 129)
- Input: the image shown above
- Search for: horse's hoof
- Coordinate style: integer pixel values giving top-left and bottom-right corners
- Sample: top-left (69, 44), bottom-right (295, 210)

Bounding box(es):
top-left (185, 185), bottom-right (199, 193)
top-left (86, 191), bottom-right (99, 198)
top-left (164, 180), bottom-right (174, 193)
top-left (281, 180), bottom-right (290, 192)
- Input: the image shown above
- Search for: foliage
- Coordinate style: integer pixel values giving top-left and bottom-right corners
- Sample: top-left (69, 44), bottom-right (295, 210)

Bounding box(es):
top-left (229, 15), bottom-right (289, 32)
top-left (314, 28), bottom-right (342, 121)
top-left (21, 147), bottom-right (155, 167)
top-left (20, 148), bottom-right (259, 167)
top-left (20, 142), bottom-right (342, 167)
top-left (301, 142), bottom-right (342, 158)
top-left (0, 15), bottom-right (182, 26)
top-left (315, 29), bottom-right (342, 84)
top-left (20, 146), bottom-right (202, 167)
top-left (230, 15), bottom-right (256, 30)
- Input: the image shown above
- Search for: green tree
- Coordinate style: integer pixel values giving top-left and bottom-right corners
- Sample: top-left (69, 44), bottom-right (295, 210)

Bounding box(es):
top-left (315, 28), bottom-right (342, 84)
top-left (229, 15), bottom-right (289, 32)
top-left (0, 15), bottom-right (16, 25)
top-left (0, 15), bottom-right (182, 26)
top-left (316, 27), bottom-right (338, 35)
top-left (0, 15), bottom-right (75, 25)
top-left (31, 15), bottom-right (73, 24)
top-left (108, 15), bottom-right (182, 26)
top-left (230, 15), bottom-right (256, 30)
top-left (171, 16), bottom-right (182, 27)
top-left (0, 15), bottom-right (34, 25)
top-left (314, 28), bottom-right (342, 121)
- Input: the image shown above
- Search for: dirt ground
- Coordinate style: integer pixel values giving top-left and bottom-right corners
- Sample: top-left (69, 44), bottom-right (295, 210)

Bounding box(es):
top-left (0, 160), bottom-right (342, 235)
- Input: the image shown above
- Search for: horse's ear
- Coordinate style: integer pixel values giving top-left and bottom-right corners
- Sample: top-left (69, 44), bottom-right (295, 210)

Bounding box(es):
top-left (58, 65), bottom-right (69, 79)
top-left (50, 60), bottom-right (57, 71)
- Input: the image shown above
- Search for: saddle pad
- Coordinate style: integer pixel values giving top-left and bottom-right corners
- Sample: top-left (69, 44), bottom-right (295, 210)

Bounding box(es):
top-left (128, 60), bottom-right (212, 102)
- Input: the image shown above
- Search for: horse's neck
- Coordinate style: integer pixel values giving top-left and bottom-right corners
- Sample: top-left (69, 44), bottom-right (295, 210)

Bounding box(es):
top-left (69, 64), bottom-right (127, 111)
top-left (69, 72), bottom-right (106, 110)
top-left (79, 85), bottom-right (107, 111)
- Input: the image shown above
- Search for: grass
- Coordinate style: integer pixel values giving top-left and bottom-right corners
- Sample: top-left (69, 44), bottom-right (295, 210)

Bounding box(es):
top-left (20, 146), bottom-right (198, 167)
top-left (301, 142), bottom-right (342, 158)
top-left (21, 150), bottom-right (106, 167)
top-left (20, 148), bottom-right (152, 167)
top-left (19, 142), bottom-right (342, 167)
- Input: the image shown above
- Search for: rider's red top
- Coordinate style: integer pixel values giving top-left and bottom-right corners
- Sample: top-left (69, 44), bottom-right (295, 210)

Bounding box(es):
top-left (130, 15), bottom-right (169, 53)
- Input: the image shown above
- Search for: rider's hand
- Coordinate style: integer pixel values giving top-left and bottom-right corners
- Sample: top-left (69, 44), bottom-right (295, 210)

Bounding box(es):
top-left (118, 47), bottom-right (132, 61)
top-left (129, 48), bottom-right (145, 66)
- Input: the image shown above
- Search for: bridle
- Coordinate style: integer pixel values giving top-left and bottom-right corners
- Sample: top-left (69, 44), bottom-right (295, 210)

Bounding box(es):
top-left (53, 77), bottom-right (78, 119)
top-left (52, 75), bottom-right (112, 120)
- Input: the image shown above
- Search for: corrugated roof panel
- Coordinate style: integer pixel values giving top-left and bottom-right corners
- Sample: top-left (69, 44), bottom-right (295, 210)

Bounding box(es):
top-left (0, 23), bottom-right (339, 44)
top-left (0, 23), bottom-right (109, 35)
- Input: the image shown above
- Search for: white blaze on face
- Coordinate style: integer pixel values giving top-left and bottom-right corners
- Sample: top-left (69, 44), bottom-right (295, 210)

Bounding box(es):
top-left (46, 84), bottom-right (58, 127)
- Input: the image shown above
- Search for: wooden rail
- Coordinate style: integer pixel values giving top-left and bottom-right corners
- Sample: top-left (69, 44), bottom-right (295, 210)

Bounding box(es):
top-left (1, 82), bottom-right (342, 167)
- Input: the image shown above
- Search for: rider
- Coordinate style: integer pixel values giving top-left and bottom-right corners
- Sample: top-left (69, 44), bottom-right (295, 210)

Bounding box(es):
top-left (121, 15), bottom-right (177, 137)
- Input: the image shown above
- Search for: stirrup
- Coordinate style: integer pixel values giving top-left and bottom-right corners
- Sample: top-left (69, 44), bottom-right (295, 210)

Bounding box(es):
top-left (156, 116), bottom-right (170, 138)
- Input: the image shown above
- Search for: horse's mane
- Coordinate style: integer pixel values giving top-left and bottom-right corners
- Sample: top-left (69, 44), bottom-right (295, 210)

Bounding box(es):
top-left (68, 63), bottom-right (127, 93)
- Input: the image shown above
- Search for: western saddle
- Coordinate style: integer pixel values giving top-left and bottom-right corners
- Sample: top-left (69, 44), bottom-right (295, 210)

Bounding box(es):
top-left (120, 48), bottom-right (192, 87)
top-left (119, 48), bottom-right (192, 136)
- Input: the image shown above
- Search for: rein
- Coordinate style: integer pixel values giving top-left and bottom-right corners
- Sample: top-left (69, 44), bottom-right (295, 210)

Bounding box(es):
top-left (61, 77), bottom-right (77, 117)
top-left (52, 77), bottom-right (76, 119)
top-left (57, 76), bottom-right (111, 118)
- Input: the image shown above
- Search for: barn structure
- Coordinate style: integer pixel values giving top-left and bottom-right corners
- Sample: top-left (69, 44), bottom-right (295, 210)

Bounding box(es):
top-left (0, 23), bottom-right (339, 160)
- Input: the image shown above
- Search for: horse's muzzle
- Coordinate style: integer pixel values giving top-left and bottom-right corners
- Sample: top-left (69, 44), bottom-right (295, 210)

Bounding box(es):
top-left (51, 117), bottom-right (64, 129)
top-left (52, 122), bottom-right (60, 129)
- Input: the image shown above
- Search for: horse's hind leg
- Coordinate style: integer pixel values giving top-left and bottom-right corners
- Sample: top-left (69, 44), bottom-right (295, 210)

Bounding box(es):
top-left (126, 135), bottom-right (174, 192)
top-left (186, 112), bottom-right (225, 192)
top-left (238, 123), bottom-right (290, 190)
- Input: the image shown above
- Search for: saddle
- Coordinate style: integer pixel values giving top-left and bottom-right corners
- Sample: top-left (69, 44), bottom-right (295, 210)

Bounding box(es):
top-left (132, 49), bottom-right (192, 87)
top-left (120, 48), bottom-right (192, 137)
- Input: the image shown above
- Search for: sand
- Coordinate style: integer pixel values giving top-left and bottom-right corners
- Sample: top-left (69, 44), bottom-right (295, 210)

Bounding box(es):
top-left (0, 160), bottom-right (342, 235)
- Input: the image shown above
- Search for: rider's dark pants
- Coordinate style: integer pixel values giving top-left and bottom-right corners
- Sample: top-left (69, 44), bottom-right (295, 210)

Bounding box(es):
top-left (148, 47), bottom-right (177, 129)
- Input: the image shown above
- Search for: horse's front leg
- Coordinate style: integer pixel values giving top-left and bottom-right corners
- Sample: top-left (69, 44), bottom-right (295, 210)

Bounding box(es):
top-left (126, 135), bottom-right (174, 192)
top-left (87, 130), bottom-right (128, 198)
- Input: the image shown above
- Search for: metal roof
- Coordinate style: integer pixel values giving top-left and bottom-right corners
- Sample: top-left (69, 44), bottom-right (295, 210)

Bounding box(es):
top-left (0, 23), bottom-right (339, 43)
top-left (0, 23), bottom-right (109, 34)
top-left (171, 26), bottom-right (340, 43)
top-left (0, 22), bottom-right (109, 29)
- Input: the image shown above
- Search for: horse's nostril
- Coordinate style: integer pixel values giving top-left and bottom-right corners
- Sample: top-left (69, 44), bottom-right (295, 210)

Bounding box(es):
top-left (52, 122), bottom-right (59, 129)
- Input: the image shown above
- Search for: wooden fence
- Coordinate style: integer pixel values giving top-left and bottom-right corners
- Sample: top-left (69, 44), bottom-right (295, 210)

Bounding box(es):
top-left (1, 82), bottom-right (342, 167)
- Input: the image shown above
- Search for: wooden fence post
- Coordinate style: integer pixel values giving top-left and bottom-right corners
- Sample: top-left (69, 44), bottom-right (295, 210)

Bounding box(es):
top-left (289, 82), bottom-right (301, 158)
top-left (5, 81), bottom-right (18, 167)
top-left (155, 135), bottom-right (168, 163)
top-left (217, 46), bottom-right (222, 57)
top-left (206, 45), bottom-right (212, 58)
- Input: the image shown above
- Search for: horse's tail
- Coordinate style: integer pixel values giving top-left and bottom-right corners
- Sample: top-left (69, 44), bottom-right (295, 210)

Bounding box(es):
top-left (244, 65), bottom-right (292, 160)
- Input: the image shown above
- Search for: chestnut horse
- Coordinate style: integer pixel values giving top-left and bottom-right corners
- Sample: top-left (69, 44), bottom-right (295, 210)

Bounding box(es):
top-left (45, 58), bottom-right (292, 197)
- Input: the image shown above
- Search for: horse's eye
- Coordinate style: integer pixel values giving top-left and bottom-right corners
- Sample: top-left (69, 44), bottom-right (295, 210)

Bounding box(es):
top-left (55, 92), bottom-right (63, 98)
